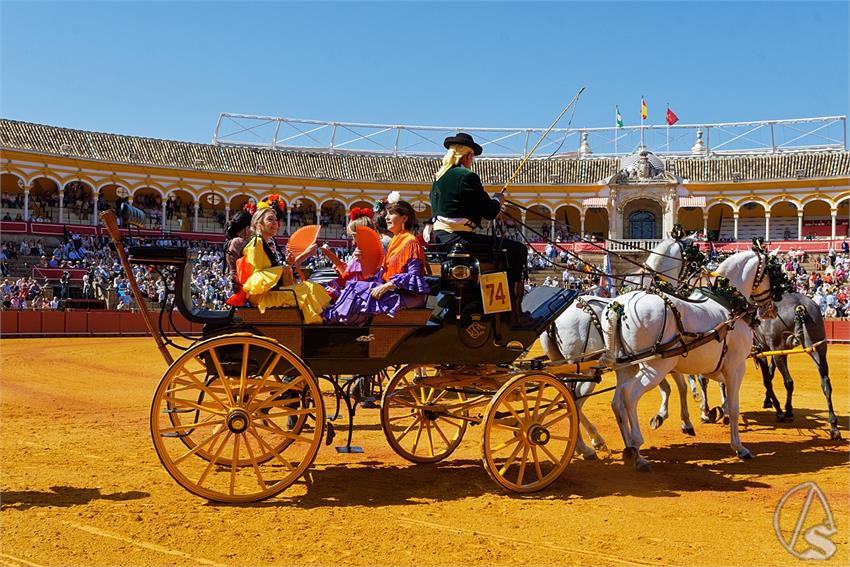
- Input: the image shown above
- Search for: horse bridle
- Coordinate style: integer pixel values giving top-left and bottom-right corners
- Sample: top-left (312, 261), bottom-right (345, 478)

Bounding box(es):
top-left (749, 251), bottom-right (774, 310)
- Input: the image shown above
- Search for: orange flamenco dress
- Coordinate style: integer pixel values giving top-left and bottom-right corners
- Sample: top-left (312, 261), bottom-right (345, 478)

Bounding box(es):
top-left (232, 236), bottom-right (331, 324)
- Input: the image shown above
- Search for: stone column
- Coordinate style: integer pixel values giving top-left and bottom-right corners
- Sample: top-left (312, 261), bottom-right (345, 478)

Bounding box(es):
top-left (286, 209), bottom-right (292, 235)
top-left (733, 211), bottom-right (739, 241)
top-left (521, 211), bottom-right (527, 238)
top-left (764, 211), bottom-right (771, 242)
top-left (831, 209), bottom-right (837, 240)
top-left (316, 209), bottom-right (321, 227)
top-left (22, 183), bottom-right (31, 222)
top-left (193, 202), bottom-right (199, 232)
top-left (93, 192), bottom-right (99, 226)
top-left (59, 188), bottom-right (65, 224)
top-left (550, 218), bottom-right (556, 242)
top-left (161, 200), bottom-right (167, 231)
top-left (580, 212), bottom-right (585, 239)
top-left (703, 211), bottom-right (709, 237)
top-left (797, 210), bottom-right (804, 240)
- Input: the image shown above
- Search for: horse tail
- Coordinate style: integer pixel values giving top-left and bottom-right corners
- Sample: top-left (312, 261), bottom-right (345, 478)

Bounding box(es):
top-left (605, 300), bottom-right (625, 366)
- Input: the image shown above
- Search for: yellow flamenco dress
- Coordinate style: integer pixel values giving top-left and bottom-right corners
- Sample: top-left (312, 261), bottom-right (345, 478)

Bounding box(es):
top-left (240, 236), bottom-right (331, 324)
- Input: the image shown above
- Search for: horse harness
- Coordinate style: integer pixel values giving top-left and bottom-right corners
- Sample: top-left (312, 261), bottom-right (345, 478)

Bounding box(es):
top-left (610, 252), bottom-right (771, 374)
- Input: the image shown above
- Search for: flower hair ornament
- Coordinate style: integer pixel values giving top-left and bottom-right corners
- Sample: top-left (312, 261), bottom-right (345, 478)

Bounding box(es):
top-left (375, 191), bottom-right (401, 214)
top-left (349, 207), bottom-right (374, 221)
top-left (242, 201), bottom-right (257, 215)
top-left (256, 194), bottom-right (286, 219)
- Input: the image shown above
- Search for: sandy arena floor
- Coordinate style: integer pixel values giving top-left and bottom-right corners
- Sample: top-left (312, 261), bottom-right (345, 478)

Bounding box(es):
top-left (1, 337), bottom-right (848, 566)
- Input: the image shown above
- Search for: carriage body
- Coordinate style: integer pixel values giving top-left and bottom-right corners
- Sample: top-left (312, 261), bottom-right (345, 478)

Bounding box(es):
top-left (126, 243), bottom-right (582, 502)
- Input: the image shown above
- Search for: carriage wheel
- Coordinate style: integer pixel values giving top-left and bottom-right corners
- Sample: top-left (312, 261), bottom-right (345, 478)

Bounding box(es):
top-left (481, 373), bottom-right (578, 493)
top-left (150, 334), bottom-right (324, 503)
top-left (381, 365), bottom-right (468, 464)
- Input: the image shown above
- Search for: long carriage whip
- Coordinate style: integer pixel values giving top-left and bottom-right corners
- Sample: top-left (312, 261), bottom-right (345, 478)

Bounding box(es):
top-left (500, 86), bottom-right (585, 195)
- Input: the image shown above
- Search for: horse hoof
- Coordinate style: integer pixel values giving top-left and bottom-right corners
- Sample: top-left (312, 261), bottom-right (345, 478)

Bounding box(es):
top-left (722, 415), bottom-right (730, 426)
top-left (623, 446), bottom-right (638, 463)
top-left (784, 411), bottom-right (794, 420)
top-left (830, 429), bottom-right (842, 441)
top-left (700, 415), bottom-right (710, 424)
top-left (708, 407), bottom-right (721, 423)
top-left (635, 458), bottom-right (652, 472)
top-left (737, 448), bottom-right (753, 460)
top-left (650, 415), bottom-right (664, 430)
top-left (682, 425), bottom-right (696, 437)
top-left (582, 451), bottom-right (599, 461)
top-left (762, 399), bottom-right (773, 409)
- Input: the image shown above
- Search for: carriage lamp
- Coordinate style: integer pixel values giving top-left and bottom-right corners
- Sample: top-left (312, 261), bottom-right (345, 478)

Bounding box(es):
top-left (450, 264), bottom-right (472, 280)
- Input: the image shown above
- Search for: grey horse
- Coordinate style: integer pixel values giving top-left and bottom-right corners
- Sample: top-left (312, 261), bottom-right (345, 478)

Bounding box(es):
top-left (754, 292), bottom-right (841, 440)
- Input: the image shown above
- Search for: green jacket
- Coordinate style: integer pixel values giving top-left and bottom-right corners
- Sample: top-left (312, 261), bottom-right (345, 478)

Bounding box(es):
top-left (430, 165), bottom-right (500, 228)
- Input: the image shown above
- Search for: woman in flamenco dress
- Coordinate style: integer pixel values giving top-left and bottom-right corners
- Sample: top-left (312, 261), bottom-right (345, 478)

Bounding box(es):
top-left (323, 194), bottom-right (429, 326)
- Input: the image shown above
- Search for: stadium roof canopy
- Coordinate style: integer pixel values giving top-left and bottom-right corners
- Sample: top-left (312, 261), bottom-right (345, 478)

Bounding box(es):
top-left (2, 118), bottom-right (849, 185)
top-left (212, 113), bottom-right (847, 158)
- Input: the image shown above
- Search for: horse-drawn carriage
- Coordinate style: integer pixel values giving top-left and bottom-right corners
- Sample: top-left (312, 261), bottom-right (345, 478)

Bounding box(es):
top-left (102, 211), bottom-right (598, 503)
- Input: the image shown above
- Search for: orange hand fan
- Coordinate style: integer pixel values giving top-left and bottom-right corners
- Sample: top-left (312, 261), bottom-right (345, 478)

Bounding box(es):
top-left (286, 225), bottom-right (321, 257)
top-left (355, 226), bottom-right (384, 278)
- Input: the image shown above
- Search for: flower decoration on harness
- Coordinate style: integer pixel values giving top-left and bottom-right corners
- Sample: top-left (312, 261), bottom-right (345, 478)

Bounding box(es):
top-left (256, 194), bottom-right (286, 219)
top-left (349, 207), bottom-right (374, 221)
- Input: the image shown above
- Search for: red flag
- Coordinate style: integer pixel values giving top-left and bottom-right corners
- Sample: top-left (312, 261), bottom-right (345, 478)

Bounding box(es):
top-left (666, 107), bottom-right (679, 126)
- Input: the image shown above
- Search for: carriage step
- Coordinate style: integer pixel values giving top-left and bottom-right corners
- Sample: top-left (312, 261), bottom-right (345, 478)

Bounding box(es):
top-left (161, 408), bottom-right (194, 414)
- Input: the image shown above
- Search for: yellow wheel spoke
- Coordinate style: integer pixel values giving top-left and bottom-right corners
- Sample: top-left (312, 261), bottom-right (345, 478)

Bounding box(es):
top-left (411, 420), bottom-right (424, 455)
top-left (498, 439), bottom-right (525, 477)
top-left (537, 393), bottom-right (564, 423)
top-left (531, 445), bottom-right (544, 482)
top-left (519, 384), bottom-right (531, 419)
top-left (532, 381), bottom-right (545, 419)
top-left (490, 434), bottom-right (521, 453)
top-left (549, 434), bottom-right (572, 442)
top-left (542, 411), bottom-right (570, 430)
top-left (246, 354), bottom-right (282, 407)
top-left (425, 420), bottom-right (435, 457)
top-left (208, 348), bottom-right (236, 404)
top-left (241, 434), bottom-right (267, 490)
top-left (516, 443), bottom-right (530, 486)
top-left (431, 420), bottom-right (452, 447)
top-left (173, 427), bottom-right (227, 465)
top-left (387, 412), bottom-right (417, 423)
top-left (254, 421), bottom-right (314, 444)
top-left (387, 394), bottom-right (418, 409)
top-left (505, 403), bottom-right (527, 430)
top-left (394, 415), bottom-right (421, 443)
top-left (260, 407), bottom-right (315, 419)
top-left (159, 417), bottom-right (224, 434)
top-left (197, 431), bottom-right (232, 487)
top-left (166, 398), bottom-right (227, 416)
top-left (537, 440), bottom-right (563, 467)
top-left (229, 435), bottom-right (240, 496)
top-left (248, 427), bottom-right (294, 472)
top-left (251, 376), bottom-right (306, 412)
top-left (238, 343), bottom-right (250, 404)
top-left (490, 418), bottom-right (520, 432)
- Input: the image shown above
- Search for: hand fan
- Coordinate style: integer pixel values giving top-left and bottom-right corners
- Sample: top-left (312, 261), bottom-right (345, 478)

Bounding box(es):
top-left (286, 225), bottom-right (321, 257)
top-left (355, 226), bottom-right (384, 278)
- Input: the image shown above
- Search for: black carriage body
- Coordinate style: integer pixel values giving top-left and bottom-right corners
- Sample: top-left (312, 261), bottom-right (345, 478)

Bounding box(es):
top-left (128, 246), bottom-right (577, 375)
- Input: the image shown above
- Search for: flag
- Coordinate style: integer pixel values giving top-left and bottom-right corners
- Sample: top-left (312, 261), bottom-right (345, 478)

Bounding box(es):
top-left (641, 97), bottom-right (647, 120)
top-left (615, 106), bottom-right (624, 128)
top-left (666, 106), bottom-right (679, 126)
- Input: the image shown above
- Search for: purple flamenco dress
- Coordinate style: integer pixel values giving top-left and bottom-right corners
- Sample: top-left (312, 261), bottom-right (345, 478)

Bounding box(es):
top-left (323, 258), bottom-right (430, 326)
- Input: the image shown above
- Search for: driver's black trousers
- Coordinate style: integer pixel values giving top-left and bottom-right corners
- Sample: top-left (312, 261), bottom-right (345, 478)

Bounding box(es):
top-left (433, 230), bottom-right (527, 286)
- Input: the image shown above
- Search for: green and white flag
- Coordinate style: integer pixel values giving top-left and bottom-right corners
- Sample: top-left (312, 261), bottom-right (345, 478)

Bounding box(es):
top-left (615, 106), bottom-right (624, 128)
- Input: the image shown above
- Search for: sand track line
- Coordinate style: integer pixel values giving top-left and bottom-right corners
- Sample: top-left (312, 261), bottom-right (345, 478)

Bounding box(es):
top-left (62, 521), bottom-right (227, 567)
top-left (395, 516), bottom-right (663, 566)
top-left (0, 552), bottom-right (47, 567)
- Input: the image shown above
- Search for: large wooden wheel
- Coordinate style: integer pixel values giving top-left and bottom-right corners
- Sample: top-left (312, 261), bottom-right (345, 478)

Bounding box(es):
top-left (380, 365), bottom-right (469, 463)
top-left (481, 373), bottom-right (578, 493)
top-left (150, 334), bottom-right (325, 503)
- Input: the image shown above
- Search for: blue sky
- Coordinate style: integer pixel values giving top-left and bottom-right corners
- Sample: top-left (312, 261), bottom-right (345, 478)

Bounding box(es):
top-left (1, 1), bottom-right (848, 144)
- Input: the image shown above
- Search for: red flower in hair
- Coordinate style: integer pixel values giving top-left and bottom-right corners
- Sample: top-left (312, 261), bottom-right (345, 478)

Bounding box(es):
top-left (242, 201), bottom-right (257, 215)
top-left (349, 207), bottom-right (361, 221)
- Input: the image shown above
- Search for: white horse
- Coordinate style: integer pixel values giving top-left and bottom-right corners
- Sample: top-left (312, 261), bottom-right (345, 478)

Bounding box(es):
top-left (541, 238), bottom-right (700, 459)
top-left (604, 249), bottom-right (780, 471)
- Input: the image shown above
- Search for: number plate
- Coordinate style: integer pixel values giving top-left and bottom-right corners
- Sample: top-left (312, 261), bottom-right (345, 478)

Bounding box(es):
top-left (479, 272), bottom-right (511, 314)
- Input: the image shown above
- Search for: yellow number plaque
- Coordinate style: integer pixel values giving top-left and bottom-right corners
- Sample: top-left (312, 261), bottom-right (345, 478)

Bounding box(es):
top-left (479, 272), bottom-right (511, 314)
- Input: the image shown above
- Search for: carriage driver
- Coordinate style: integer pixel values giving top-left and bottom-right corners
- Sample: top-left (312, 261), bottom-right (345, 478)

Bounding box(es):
top-left (429, 132), bottom-right (532, 326)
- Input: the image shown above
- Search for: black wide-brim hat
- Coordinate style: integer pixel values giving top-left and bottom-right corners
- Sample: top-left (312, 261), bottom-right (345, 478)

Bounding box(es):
top-left (443, 132), bottom-right (482, 156)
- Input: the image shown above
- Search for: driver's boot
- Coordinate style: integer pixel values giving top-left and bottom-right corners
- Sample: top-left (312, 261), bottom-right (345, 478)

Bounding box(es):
top-left (509, 281), bottom-right (535, 328)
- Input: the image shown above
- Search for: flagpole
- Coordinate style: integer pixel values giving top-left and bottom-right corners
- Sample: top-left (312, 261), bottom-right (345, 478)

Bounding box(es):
top-left (666, 102), bottom-right (670, 156)
top-left (614, 106), bottom-right (619, 155)
top-left (640, 96), bottom-right (645, 149)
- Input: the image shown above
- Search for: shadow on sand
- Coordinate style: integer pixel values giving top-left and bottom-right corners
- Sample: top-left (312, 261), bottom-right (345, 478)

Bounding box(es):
top-left (1, 486), bottom-right (149, 511)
